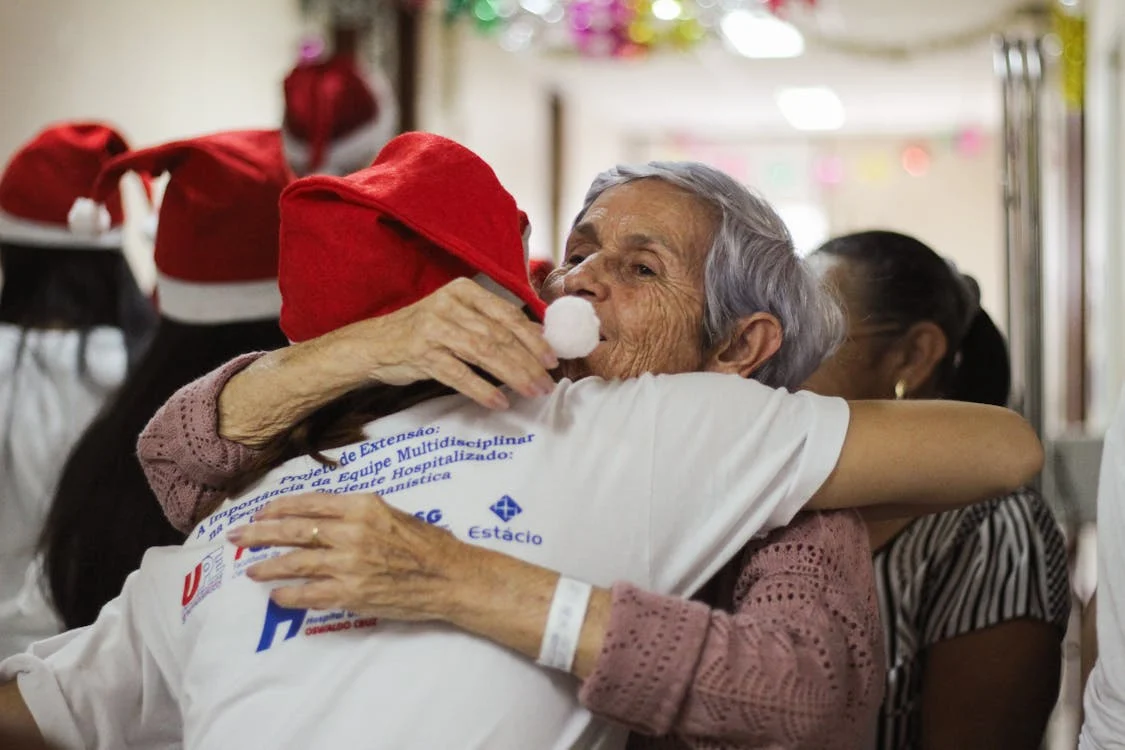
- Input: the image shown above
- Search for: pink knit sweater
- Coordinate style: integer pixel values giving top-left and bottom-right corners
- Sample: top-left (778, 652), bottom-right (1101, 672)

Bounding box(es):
top-left (138, 355), bottom-right (884, 749)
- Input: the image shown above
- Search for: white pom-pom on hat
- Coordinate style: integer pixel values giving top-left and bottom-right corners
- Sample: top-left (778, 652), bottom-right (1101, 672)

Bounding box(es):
top-left (543, 296), bottom-right (600, 359)
top-left (67, 198), bottom-right (111, 239)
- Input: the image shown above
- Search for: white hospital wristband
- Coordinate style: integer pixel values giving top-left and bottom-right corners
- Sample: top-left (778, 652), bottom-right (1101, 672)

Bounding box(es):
top-left (536, 576), bottom-right (593, 673)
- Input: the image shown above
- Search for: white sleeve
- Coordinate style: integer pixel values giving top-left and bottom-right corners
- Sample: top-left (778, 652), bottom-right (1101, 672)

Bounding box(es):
top-left (0, 558), bottom-right (62, 661)
top-left (1083, 387), bottom-right (1125, 748)
top-left (0, 572), bottom-right (181, 750)
top-left (643, 372), bottom-right (849, 594)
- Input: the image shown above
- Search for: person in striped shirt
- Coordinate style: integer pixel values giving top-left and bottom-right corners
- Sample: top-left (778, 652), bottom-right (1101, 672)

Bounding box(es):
top-left (804, 230), bottom-right (1070, 750)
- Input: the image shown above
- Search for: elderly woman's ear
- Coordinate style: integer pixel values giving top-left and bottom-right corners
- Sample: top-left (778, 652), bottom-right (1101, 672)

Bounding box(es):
top-left (706, 312), bottom-right (783, 379)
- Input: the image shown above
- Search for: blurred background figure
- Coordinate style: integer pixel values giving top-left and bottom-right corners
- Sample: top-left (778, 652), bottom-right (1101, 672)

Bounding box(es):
top-left (805, 230), bottom-right (1071, 750)
top-left (31, 130), bottom-right (293, 640)
top-left (528, 257), bottom-right (555, 294)
top-left (0, 122), bottom-right (155, 659)
top-left (281, 50), bottom-right (398, 177)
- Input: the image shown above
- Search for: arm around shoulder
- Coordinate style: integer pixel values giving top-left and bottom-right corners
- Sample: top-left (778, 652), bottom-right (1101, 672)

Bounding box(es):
top-left (807, 400), bottom-right (1043, 513)
top-left (138, 352), bottom-right (269, 532)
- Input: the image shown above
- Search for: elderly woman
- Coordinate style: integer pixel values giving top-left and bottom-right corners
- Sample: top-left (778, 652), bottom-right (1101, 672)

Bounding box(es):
top-left (100, 152), bottom-right (1043, 749)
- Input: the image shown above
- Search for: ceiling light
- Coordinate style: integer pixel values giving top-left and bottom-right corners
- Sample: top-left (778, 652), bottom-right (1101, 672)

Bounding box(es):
top-left (775, 87), bottom-right (845, 131)
top-left (651, 0), bottom-right (683, 20)
top-left (518, 0), bottom-right (554, 15)
top-left (720, 10), bottom-right (804, 59)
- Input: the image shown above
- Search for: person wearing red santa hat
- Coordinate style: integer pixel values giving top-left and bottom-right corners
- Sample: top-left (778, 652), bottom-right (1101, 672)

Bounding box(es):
top-left (0, 133), bottom-right (1041, 750)
top-left (0, 123), bottom-right (156, 661)
top-left (280, 51), bottom-right (397, 177)
top-left (528, 257), bottom-right (556, 295)
top-left (20, 130), bottom-right (294, 647)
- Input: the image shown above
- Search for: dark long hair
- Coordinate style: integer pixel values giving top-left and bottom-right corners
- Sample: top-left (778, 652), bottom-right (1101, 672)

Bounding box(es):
top-left (40, 317), bottom-right (289, 629)
top-left (0, 243), bottom-right (156, 364)
top-left (813, 230), bottom-right (1010, 407)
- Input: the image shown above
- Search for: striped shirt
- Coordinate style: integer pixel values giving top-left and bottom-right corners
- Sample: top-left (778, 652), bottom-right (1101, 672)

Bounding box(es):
top-left (872, 489), bottom-right (1070, 750)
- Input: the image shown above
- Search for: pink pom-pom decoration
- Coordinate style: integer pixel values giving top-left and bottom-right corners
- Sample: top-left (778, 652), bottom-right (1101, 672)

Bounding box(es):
top-left (67, 198), bottom-right (111, 239)
top-left (542, 296), bottom-right (600, 359)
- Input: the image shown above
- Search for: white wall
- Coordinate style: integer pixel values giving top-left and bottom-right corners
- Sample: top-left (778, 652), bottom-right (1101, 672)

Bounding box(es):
top-left (1085, 0), bottom-right (1125, 431)
top-left (817, 135), bottom-right (1005, 326)
top-left (0, 0), bottom-right (307, 288)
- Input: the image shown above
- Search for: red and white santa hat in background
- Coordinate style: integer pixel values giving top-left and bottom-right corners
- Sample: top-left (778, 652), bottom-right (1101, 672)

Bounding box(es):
top-left (93, 130), bottom-right (293, 324)
top-left (278, 132), bottom-right (599, 358)
top-left (528, 258), bottom-right (556, 293)
top-left (0, 122), bottom-right (143, 250)
top-left (281, 52), bottom-right (398, 177)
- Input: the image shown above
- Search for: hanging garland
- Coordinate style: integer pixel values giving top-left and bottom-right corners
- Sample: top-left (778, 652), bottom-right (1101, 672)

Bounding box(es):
top-left (445, 0), bottom-right (815, 58)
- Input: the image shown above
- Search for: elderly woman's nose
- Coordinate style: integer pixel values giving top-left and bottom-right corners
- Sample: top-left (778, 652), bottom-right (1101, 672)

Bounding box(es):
top-left (562, 259), bottom-right (610, 300)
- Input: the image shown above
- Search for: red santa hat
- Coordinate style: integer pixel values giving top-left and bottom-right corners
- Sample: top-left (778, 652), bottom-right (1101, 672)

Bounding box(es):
top-left (0, 122), bottom-right (140, 249)
top-left (528, 258), bottom-right (556, 293)
top-left (93, 130), bottom-right (293, 324)
top-left (281, 53), bottom-right (397, 177)
top-left (278, 132), bottom-right (547, 343)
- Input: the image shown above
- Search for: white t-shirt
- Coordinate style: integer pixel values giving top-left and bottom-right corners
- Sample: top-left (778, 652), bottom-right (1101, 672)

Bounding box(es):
top-left (2, 371), bottom-right (848, 750)
top-left (1081, 386), bottom-right (1125, 749)
top-left (0, 325), bottom-right (127, 659)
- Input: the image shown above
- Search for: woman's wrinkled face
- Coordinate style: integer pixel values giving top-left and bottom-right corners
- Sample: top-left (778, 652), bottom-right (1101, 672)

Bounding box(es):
top-left (801, 258), bottom-right (899, 399)
top-left (541, 179), bottom-right (716, 380)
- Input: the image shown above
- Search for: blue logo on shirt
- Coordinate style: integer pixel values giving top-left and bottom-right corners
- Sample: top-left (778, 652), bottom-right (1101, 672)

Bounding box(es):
top-left (489, 495), bottom-right (523, 523)
top-left (256, 599), bottom-right (307, 652)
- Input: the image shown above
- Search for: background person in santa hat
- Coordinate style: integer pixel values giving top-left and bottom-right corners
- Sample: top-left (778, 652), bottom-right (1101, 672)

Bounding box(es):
top-left (0, 134), bottom-right (1042, 750)
top-left (25, 130), bottom-right (293, 648)
top-left (280, 48), bottom-right (397, 177)
top-left (0, 123), bottom-right (156, 661)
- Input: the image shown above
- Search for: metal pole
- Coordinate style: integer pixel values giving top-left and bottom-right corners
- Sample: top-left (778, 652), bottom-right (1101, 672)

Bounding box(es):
top-left (994, 35), bottom-right (1047, 444)
top-left (994, 37), bottom-right (1017, 353)
top-left (1022, 38), bottom-right (1045, 440)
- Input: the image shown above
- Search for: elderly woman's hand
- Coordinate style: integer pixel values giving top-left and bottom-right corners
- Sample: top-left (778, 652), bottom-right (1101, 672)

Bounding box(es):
top-left (226, 492), bottom-right (478, 620)
top-left (366, 277), bottom-right (559, 409)
top-left (219, 278), bottom-right (559, 446)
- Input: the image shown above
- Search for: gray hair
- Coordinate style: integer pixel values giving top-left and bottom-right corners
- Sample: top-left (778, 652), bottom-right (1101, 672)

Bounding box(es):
top-left (576, 162), bottom-right (844, 390)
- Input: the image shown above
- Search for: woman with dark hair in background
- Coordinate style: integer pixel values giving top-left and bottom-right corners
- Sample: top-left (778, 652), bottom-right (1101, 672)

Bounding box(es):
top-left (804, 230), bottom-right (1070, 750)
top-left (0, 123), bottom-right (156, 659)
top-left (34, 129), bottom-right (292, 635)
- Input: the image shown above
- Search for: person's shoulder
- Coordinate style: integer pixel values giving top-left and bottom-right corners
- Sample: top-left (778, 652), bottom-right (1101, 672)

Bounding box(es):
top-left (0, 324), bottom-right (126, 378)
top-left (898, 488), bottom-right (1065, 584)
top-left (563, 371), bottom-right (834, 403)
top-left (954, 488), bottom-right (1060, 542)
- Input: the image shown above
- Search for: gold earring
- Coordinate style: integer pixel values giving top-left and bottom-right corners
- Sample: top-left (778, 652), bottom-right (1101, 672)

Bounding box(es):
top-left (894, 380), bottom-right (907, 400)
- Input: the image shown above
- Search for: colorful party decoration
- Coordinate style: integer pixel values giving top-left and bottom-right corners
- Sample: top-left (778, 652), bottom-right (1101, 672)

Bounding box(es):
top-left (857, 153), bottom-right (892, 185)
top-left (445, 0), bottom-right (813, 58)
top-left (953, 126), bottom-right (986, 158)
top-left (813, 155), bottom-right (844, 187)
top-left (900, 144), bottom-right (930, 177)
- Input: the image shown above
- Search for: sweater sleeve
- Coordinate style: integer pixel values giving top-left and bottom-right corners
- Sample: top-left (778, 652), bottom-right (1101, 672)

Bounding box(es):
top-left (579, 511), bottom-right (884, 750)
top-left (137, 353), bottom-right (268, 533)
